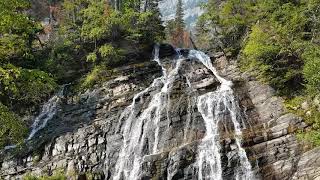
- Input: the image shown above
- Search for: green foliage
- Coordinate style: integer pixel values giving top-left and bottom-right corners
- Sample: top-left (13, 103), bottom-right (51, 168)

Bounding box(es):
top-left (175, 0), bottom-right (185, 32)
top-left (99, 44), bottom-right (117, 58)
top-left (57, 0), bottom-right (164, 88)
top-left (284, 96), bottom-right (306, 117)
top-left (99, 44), bottom-right (124, 63)
top-left (16, 69), bottom-right (57, 106)
top-left (165, 0), bottom-right (187, 47)
top-left (86, 52), bottom-right (98, 63)
top-left (0, 64), bottom-right (57, 112)
top-left (197, 0), bottom-right (320, 144)
top-left (23, 171), bottom-right (67, 180)
top-left (198, 0), bottom-right (318, 95)
top-left (241, 1), bottom-right (318, 95)
top-left (302, 45), bottom-right (320, 96)
top-left (297, 130), bottom-right (320, 146)
top-left (196, 0), bottom-right (255, 54)
top-left (0, 0), bottom-right (164, 147)
top-left (44, 37), bottom-right (85, 82)
top-left (0, 0), bottom-right (42, 62)
top-left (78, 65), bottom-right (113, 90)
top-left (285, 96), bottom-right (320, 146)
top-left (0, 103), bottom-right (27, 148)
top-left (0, 0), bottom-right (57, 116)
top-left (80, 1), bottom-right (114, 44)
top-left (241, 23), bottom-right (303, 95)
top-left (126, 10), bottom-right (165, 43)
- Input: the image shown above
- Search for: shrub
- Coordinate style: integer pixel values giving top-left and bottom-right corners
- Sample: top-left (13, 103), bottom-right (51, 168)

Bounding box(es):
top-left (242, 22), bottom-right (304, 95)
top-left (78, 65), bottom-right (113, 90)
top-left (23, 171), bottom-right (67, 180)
top-left (0, 103), bottom-right (27, 148)
top-left (302, 45), bottom-right (320, 96)
top-left (0, 64), bottom-right (57, 113)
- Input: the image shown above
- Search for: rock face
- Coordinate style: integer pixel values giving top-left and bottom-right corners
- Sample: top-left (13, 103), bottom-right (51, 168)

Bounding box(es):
top-left (1, 53), bottom-right (320, 180)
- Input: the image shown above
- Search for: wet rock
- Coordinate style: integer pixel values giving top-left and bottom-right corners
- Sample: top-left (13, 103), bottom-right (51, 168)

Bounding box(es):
top-left (1, 54), bottom-right (319, 180)
top-left (158, 44), bottom-right (177, 59)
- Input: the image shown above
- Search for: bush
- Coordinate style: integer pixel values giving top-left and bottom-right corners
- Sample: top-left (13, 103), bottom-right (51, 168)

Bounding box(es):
top-left (44, 38), bottom-right (85, 82)
top-left (285, 96), bottom-right (320, 146)
top-left (242, 23), bottom-right (303, 95)
top-left (302, 45), bottom-right (320, 96)
top-left (78, 65), bottom-right (113, 90)
top-left (297, 130), bottom-right (320, 146)
top-left (0, 64), bottom-right (57, 113)
top-left (23, 171), bottom-right (67, 180)
top-left (0, 103), bottom-right (27, 148)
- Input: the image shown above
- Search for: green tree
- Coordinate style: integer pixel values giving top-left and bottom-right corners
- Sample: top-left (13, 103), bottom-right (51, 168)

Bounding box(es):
top-left (0, 0), bottom-right (42, 63)
top-left (81, 0), bottom-right (111, 49)
top-left (165, 0), bottom-right (186, 47)
top-left (0, 103), bottom-right (27, 148)
top-left (0, 0), bottom-right (165, 148)
top-left (174, 0), bottom-right (185, 47)
top-left (197, 0), bottom-right (320, 144)
top-left (302, 45), bottom-right (320, 95)
top-left (196, 0), bottom-right (254, 55)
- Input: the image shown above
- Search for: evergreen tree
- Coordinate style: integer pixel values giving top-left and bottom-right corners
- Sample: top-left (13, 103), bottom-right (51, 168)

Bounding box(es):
top-left (175, 0), bottom-right (185, 33)
top-left (0, 0), bottom-right (42, 62)
top-left (174, 0), bottom-right (185, 47)
top-left (0, 0), bottom-right (165, 148)
top-left (196, 0), bottom-right (320, 145)
top-left (165, 0), bottom-right (186, 47)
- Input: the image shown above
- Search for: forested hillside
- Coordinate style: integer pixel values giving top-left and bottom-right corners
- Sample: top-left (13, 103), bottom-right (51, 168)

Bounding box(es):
top-left (196, 0), bottom-right (320, 144)
top-left (0, 0), bottom-right (164, 149)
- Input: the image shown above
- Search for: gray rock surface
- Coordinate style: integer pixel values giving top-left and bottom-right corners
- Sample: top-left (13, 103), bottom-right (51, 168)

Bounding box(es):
top-left (0, 55), bottom-right (319, 180)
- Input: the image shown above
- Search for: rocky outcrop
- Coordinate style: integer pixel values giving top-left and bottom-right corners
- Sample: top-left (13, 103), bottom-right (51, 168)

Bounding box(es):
top-left (1, 53), bottom-right (320, 180)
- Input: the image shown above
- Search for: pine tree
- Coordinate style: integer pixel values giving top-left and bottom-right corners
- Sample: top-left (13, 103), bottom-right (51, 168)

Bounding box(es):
top-left (166, 0), bottom-right (185, 47)
top-left (174, 0), bottom-right (185, 47)
top-left (175, 0), bottom-right (184, 33)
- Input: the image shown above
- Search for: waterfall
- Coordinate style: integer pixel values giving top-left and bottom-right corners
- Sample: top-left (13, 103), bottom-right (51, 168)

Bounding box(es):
top-left (4, 85), bottom-right (66, 150)
top-left (111, 46), bottom-right (254, 179)
top-left (189, 50), bottom-right (254, 180)
top-left (112, 46), bottom-right (184, 180)
top-left (27, 85), bottom-right (66, 140)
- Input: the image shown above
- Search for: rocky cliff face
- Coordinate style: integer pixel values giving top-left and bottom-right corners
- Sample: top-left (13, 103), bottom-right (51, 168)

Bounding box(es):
top-left (1, 49), bottom-right (320, 180)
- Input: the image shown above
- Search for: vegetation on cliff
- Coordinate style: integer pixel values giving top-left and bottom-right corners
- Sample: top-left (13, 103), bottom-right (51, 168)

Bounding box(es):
top-left (196, 0), bottom-right (320, 145)
top-left (1, 0), bottom-right (319, 151)
top-left (0, 0), bottom-right (164, 148)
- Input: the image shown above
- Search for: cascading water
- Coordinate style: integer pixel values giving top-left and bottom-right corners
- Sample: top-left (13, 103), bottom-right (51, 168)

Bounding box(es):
top-left (183, 76), bottom-right (196, 142)
top-left (112, 45), bottom-right (185, 180)
top-left (4, 85), bottom-right (66, 150)
top-left (111, 46), bottom-right (254, 180)
top-left (27, 85), bottom-right (66, 140)
top-left (188, 50), bottom-right (254, 180)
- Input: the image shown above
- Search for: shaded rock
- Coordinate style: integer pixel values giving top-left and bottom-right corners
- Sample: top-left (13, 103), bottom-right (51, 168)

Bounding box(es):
top-left (158, 44), bottom-right (177, 59)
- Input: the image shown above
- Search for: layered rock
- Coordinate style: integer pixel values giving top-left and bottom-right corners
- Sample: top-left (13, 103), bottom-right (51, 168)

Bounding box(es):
top-left (1, 53), bottom-right (320, 180)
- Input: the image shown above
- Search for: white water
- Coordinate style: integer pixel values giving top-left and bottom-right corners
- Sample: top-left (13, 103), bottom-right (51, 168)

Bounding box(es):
top-left (112, 45), bottom-right (185, 180)
top-left (111, 47), bottom-right (254, 179)
top-left (189, 50), bottom-right (254, 180)
top-left (27, 85), bottom-right (66, 140)
top-left (4, 85), bottom-right (66, 150)
top-left (183, 76), bottom-right (196, 142)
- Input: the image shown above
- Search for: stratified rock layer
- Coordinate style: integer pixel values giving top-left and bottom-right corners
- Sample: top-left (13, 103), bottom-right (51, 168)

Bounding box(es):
top-left (1, 55), bottom-right (319, 180)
